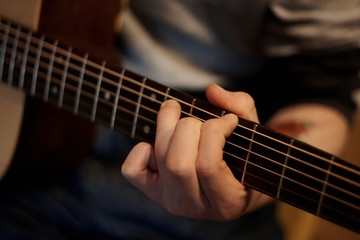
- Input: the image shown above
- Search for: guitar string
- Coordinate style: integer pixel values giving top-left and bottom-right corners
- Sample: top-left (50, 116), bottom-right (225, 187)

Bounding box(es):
top-left (229, 165), bottom-right (360, 221)
top-left (1, 29), bottom-right (358, 185)
top-left (2, 55), bottom-right (360, 216)
top-left (2, 40), bottom-right (360, 193)
top-left (0, 22), bottom-right (360, 184)
top-left (226, 154), bottom-right (360, 215)
top-left (1, 29), bottom-right (360, 195)
top-left (0, 29), bottom-right (360, 199)
top-left (2, 62), bottom-right (360, 217)
top-left (1, 20), bottom-right (358, 232)
top-left (2, 52), bottom-right (360, 213)
top-left (0, 21), bottom-right (358, 177)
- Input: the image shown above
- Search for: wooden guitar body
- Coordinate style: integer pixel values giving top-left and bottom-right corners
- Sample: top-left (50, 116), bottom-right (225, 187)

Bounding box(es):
top-left (0, 81), bottom-right (24, 178)
top-left (0, 0), bottom-right (40, 179)
top-left (0, 0), bottom-right (124, 178)
top-left (0, 0), bottom-right (359, 236)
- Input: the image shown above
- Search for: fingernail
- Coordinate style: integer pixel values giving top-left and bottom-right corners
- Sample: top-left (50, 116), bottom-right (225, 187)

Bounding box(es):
top-left (222, 113), bottom-right (237, 120)
top-left (161, 99), bottom-right (179, 108)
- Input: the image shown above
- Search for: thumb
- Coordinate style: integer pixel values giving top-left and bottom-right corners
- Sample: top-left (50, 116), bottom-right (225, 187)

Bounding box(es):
top-left (122, 142), bottom-right (160, 202)
top-left (206, 84), bottom-right (259, 122)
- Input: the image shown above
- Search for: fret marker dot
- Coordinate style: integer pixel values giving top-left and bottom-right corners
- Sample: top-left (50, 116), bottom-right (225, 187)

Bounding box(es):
top-left (56, 56), bottom-right (64, 64)
top-left (51, 86), bottom-right (58, 95)
top-left (15, 55), bottom-right (22, 64)
top-left (143, 125), bottom-right (150, 134)
top-left (150, 93), bottom-right (157, 101)
top-left (104, 91), bottom-right (111, 100)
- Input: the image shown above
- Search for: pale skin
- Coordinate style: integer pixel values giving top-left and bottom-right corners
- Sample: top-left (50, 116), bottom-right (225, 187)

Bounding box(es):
top-left (121, 83), bottom-right (350, 221)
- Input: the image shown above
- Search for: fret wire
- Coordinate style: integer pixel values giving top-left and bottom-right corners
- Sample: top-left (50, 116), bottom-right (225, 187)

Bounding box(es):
top-left (45, 85), bottom-right (145, 133)
top-left (190, 99), bottom-right (196, 115)
top-left (0, 23), bottom-right (356, 175)
top-left (72, 74), bottom-right (360, 176)
top-left (58, 47), bottom-right (72, 108)
top-left (164, 87), bottom-right (170, 102)
top-left (2, 41), bottom-right (360, 193)
top-left (44, 40), bottom-right (58, 102)
top-left (1, 25), bottom-right (359, 186)
top-left (5, 48), bottom-right (160, 118)
top-left (3, 46), bottom-right (359, 193)
top-left (44, 31), bottom-right (354, 189)
top-left (3, 56), bottom-right (146, 132)
top-left (0, 25), bottom-right (356, 176)
top-left (19, 31), bottom-right (32, 90)
top-left (54, 79), bottom-right (155, 126)
top-left (242, 124), bottom-right (258, 184)
top-left (92, 60), bottom-right (106, 121)
top-left (31, 34), bottom-right (45, 96)
top-left (131, 77), bottom-right (147, 138)
top-left (74, 53), bottom-right (88, 115)
top-left (15, 44), bottom-right (360, 206)
top-left (35, 53), bottom-right (360, 200)
top-left (111, 68), bottom-right (125, 129)
top-left (0, 23), bottom-right (271, 132)
top-left (2, 19), bottom-right (360, 232)
top-left (1, 32), bottom-right (158, 110)
top-left (20, 64), bottom-right (157, 126)
top-left (0, 21), bottom-right (115, 80)
top-left (317, 156), bottom-right (335, 216)
top-left (229, 174), bottom-right (359, 226)
top-left (231, 163), bottom-right (316, 204)
top-left (229, 161), bottom-right (360, 220)
top-left (277, 139), bottom-right (294, 199)
top-left (225, 136), bottom-right (359, 200)
top-left (7, 54), bottom-right (360, 211)
top-left (7, 26), bottom-right (20, 85)
top-left (0, 22), bottom-right (9, 80)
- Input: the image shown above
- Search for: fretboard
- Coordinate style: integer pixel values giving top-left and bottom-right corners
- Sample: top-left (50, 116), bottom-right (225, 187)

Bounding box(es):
top-left (1, 17), bottom-right (359, 233)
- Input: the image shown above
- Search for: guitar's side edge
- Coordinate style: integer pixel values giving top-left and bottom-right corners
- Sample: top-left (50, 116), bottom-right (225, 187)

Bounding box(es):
top-left (0, 82), bottom-right (25, 179)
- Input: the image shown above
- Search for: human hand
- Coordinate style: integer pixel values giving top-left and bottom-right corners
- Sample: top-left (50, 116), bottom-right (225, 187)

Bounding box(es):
top-left (121, 84), bottom-right (272, 221)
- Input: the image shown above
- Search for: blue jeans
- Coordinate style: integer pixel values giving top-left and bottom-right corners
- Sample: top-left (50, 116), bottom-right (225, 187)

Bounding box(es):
top-left (0, 127), bottom-right (282, 240)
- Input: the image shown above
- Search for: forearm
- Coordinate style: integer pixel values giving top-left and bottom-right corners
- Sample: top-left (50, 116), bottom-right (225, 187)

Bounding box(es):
top-left (243, 104), bottom-right (352, 213)
top-left (224, 103), bottom-right (352, 214)
top-left (266, 103), bottom-right (351, 156)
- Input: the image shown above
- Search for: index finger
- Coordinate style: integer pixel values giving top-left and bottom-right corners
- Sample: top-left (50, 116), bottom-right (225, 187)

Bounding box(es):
top-left (155, 100), bottom-right (181, 165)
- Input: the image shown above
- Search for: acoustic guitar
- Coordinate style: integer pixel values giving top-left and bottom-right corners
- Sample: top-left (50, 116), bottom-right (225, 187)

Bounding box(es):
top-left (0, 0), bottom-right (359, 234)
top-left (0, 0), bottom-right (125, 176)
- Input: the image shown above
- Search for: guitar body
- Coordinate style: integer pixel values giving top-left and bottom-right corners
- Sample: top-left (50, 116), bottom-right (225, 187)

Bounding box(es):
top-left (0, 0), bottom-right (359, 237)
top-left (0, 0), bottom-right (41, 179)
top-left (0, 82), bottom-right (24, 178)
top-left (0, 0), bottom-right (124, 177)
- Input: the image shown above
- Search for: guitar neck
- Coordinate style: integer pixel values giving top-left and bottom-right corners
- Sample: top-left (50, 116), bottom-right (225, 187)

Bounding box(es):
top-left (1, 17), bottom-right (359, 233)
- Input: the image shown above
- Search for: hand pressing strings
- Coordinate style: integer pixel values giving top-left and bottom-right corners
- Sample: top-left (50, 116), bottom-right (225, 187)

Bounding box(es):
top-left (121, 84), bottom-right (273, 221)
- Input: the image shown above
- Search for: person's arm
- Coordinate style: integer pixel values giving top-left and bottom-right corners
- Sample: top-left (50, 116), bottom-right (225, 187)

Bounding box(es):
top-left (266, 103), bottom-right (350, 156)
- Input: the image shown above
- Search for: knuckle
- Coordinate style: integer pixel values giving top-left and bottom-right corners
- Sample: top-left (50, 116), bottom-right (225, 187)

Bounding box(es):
top-left (121, 163), bottom-right (136, 180)
top-left (177, 117), bottom-right (202, 129)
top-left (240, 92), bottom-right (255, 109)
top-left (201, 118), bottom-right (220, 133)
top-left (195, 159), bottom-right (213, 178)
top-left (165, 158), bottom-right (193, 179)
top-left (154, 143), bottom-right (166, 160)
